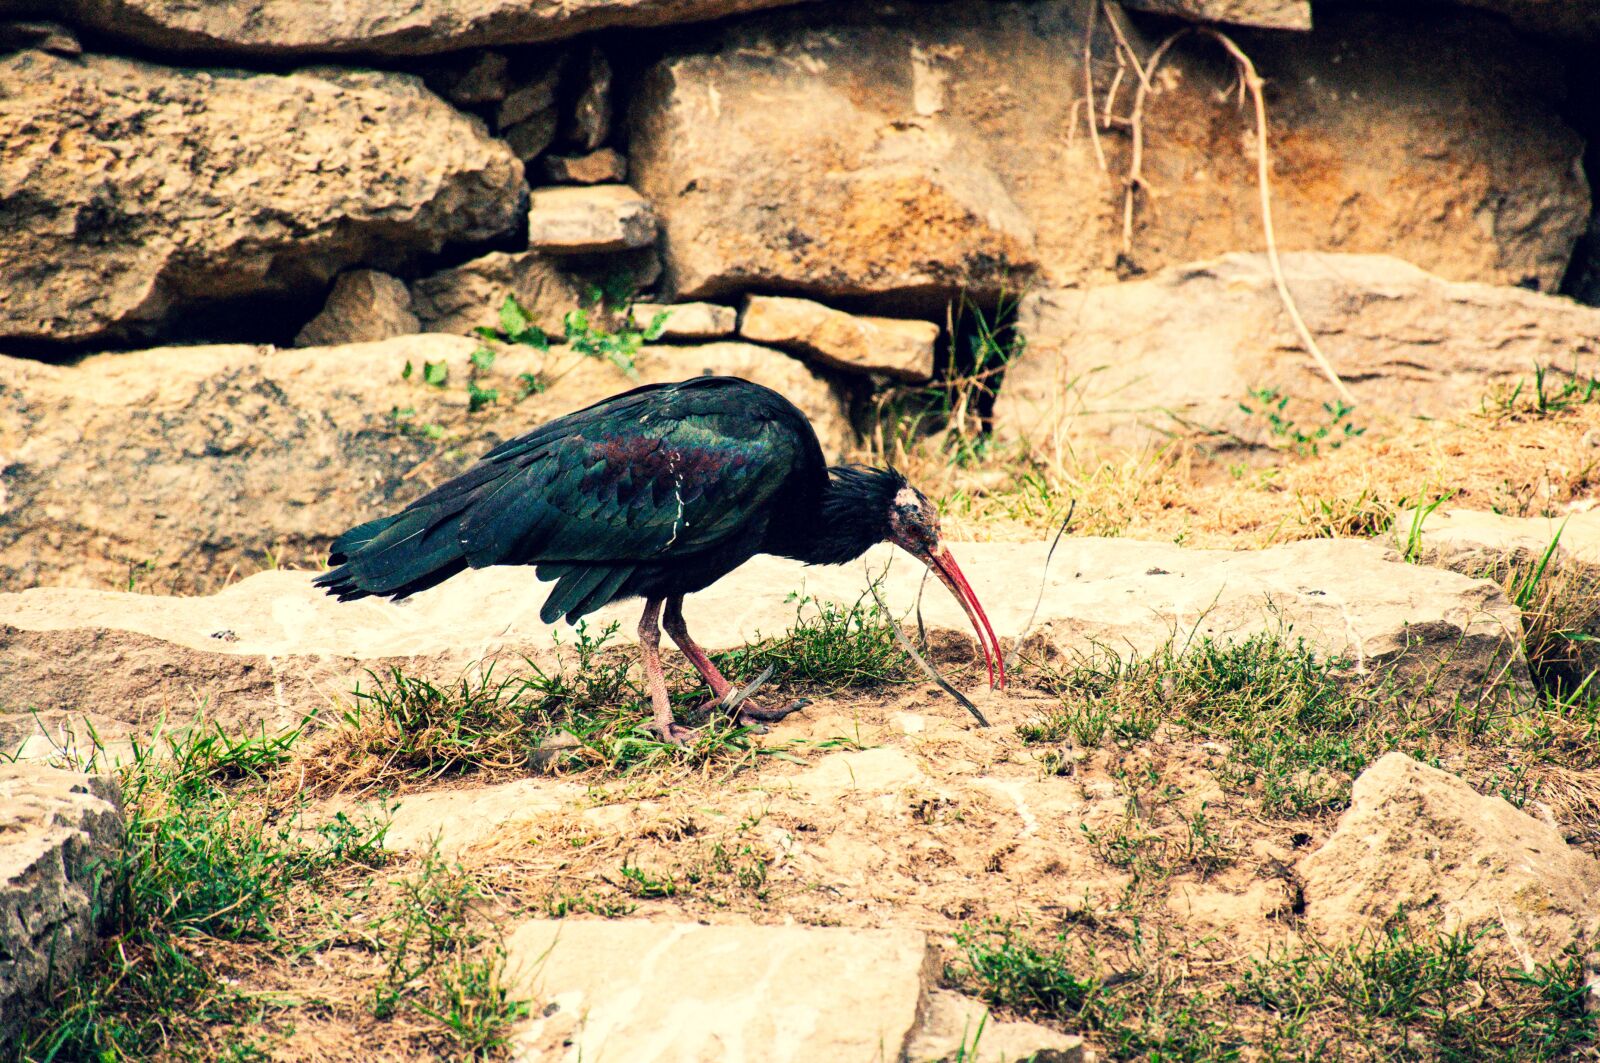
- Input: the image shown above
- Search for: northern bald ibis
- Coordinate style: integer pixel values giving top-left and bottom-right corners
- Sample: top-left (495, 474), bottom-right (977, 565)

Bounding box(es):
top-left (316, 376), bottom-right (1003, 743)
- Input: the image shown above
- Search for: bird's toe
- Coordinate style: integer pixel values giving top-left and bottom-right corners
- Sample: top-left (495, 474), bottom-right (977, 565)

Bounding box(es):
top-left (654, 721), bottom-right (699, 746)
top-left (735, 698), bottom-right (810, 727)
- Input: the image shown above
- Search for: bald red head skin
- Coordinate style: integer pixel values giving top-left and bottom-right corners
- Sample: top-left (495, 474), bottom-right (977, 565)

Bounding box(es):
top-left (885, 486), bottom-right (1006, 690)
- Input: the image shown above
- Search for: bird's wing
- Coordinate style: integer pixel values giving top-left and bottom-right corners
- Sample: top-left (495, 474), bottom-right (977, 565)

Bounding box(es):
top-left (453, 400), bottom-right (805, 569)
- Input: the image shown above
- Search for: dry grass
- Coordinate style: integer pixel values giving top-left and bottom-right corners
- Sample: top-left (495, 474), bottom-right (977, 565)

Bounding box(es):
top-left (871, 397), bottom-right (1600, 550)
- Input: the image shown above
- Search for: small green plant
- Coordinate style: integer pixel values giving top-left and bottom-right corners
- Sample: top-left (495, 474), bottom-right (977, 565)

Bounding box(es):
top-left (469, 294), bottom-right (670, 398)
top-left (948, 919), bottom-right (1099, 1021)
top-left (1484, 363), bottom-right (1600, 421)
top-left (715, 589), bottom-right (912, 690)
top-left (1240, 387), bottom-right (1367, 456)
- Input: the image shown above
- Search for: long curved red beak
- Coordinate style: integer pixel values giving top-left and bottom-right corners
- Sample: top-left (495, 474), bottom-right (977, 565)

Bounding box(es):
top-left (913, 543), bottom-right (1006, 690)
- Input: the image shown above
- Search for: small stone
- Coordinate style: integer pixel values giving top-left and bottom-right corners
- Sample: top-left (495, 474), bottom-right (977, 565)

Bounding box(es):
top-left (502, 110), bottom-right (559, 163)
top-left (0, 20), bottom-right (82, 54)
top-left (626, 301), bottom-right (735, 340)
top-left (739, 294), bottom-right (938, 381)
top-left (294, 270), bottom-right (418, 347)
top-left (412, 251), bottom-right (582, 337)
top-left (1118, 0), bottom-right (1311, 30)
top-left (0, 765), bottom-right (122, 1045)
top-left (421, 49), bottom-right (511, 105)
top-left (496, 63), bottom-right (564, 131)
top-left (541, 148), bottom-right (627, 185)
top-left (564, 45), bottom-right (611, 151)
top-left (527, 185), bottom-right (657, 254)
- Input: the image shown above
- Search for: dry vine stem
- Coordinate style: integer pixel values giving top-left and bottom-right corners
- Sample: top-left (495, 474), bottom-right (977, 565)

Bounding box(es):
top-left (1117, 27), bottom-right (1355, 405)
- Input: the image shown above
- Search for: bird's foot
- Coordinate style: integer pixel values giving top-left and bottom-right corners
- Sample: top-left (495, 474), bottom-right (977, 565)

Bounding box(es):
top-left (653, 720), bottom-right (700, 746)
top-left (688, 696), bottom-right (810, 733)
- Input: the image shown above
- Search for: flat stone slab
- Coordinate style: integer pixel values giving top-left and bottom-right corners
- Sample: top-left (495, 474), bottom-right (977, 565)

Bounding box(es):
top-left (0, 765), bottom-right (121, 1044)
top-left (503, 921), bottom-right (932, 1063)
top-left (1392, 507), bottom-right (1600, 577)
top-left (527, 185), bottom-right (657, 254)
top-left (739, 295), bottom-right (937, 381)
top-left (629, 301), bottom-right (737, 340)
top-left (0, 538), bottom-right (1526, 754)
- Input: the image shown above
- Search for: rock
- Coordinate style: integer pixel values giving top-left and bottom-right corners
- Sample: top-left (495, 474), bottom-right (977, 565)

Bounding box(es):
top-left (1448, 1), bottom-right (1600, 43)
top-left (503, 921), bottom-right (933, 1062)
top-left (1118, 0), bottom-right (1310, 29)
top-left (0, 50), bottom-right (523, 347)
top-left (0, 765), bottom-right (122, 1045)
top-left (1391, 508), bottom-right (1600, 581)
top-left (412, 252), bottom-right (584, 337)
top-left (1299, 753), bottom-right (1600, 970)
top-left (541, 148), bottom-right (628, 185)
top-left (627, 4), bottom-right (1586, 303)
top-left (905, 989), bottom-right (1088, 1063)
top-left (33, 0), bottom-right (816, 56)
top-left (1569, 216), bottom-right (1600, 308)
top-left (1390, 507), bottom-right (1600, 688)
top-left (995, 253), bottom-right (1600, 453)
top-left (0, 537), bottom-right (1525, 748)
top-left (740, 295), bottom-right (938, 381)
top-left (496, 64), bottom-right (564, 130)
top-left (293, 270), bottom-right (419, 348)
top-left (564, 46), bottom-right (612, 151)
top-left (627, 301), bottom-right (736, 340)
top-left (0, 335), bottom-right (852, 601)
top-left (503, 111), bottom-right (560, 164)
top-left (0, 19), bottom-right (82, 54)
top-left (419, 49), bottom-right (513, 105)
top-left (373, 778), bottom-right (586, 855)
top-left (526, 185), bottom-right (657, 254)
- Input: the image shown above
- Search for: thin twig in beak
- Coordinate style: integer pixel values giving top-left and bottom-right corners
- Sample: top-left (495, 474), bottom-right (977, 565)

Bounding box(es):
top-left (867, 571), bottom-right (991, 727)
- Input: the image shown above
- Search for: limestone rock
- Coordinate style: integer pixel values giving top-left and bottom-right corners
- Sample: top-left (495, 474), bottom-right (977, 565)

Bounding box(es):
top-left (0, 50), bottom-right (523, 347)
top-left (496, 65), bottom-right (563, 130)
top-left (33, 0), bottom-right (816, 56)
top-left (0, 538), bottom-right (1525, 749)
top-left (906, 989), bottom-right (1088, 1063)
top-left (503, 921), bottom-right (933, 1062)
top-left (0, 19), bottom-right (81, 54)
top-left (1299, 753), bottom-right (1600, 970)
top-left (503, 111), bottom-right (560, 164)
top-left (541, 148), bottom-right (627, 185)
top-left (1448, 1), bottom-right (1600, 43)
top-left (412, 252), bottom-right (583, 337)
top-left (1118, 0), bottom-right (1310, 29)
top-left (0, 336), bottom-right (851, 601)
top-left (1391, 508), bottom-right (1600, 581)
top-left (564, 45), bottom-right (612, 151)
top-left (526, 185), bottom-right (657, 254)
top-left (419, 49), bottom-right (513, 105)
top-left (740, 295), bottom-right (938, 381)
top-left (293, 270), bottom-right (419, 348)
top-left (0, 765), bottom-right (121, 1045)
top-left (627, 301), bottom-right (736, 340)
top-left (627, 4), bottom-right (1586, 302)
top-left (995, 253), bottom-right (1600, 453)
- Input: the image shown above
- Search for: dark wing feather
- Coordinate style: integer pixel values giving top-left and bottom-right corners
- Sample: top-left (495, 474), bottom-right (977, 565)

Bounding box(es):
top-left (315, 377), bottom-right (819, 621)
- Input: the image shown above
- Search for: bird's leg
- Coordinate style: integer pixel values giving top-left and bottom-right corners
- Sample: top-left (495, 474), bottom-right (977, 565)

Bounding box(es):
top-left (662, 596), bottom-right (733, 700)
top-left (639, 597), bottom-right (693, 745)
top-left (663, 596), bottom-right (808, 730)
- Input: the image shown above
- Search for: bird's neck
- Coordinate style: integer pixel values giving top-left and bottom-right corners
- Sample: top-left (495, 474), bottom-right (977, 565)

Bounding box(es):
top-left (769, 467), bottom-right (889, 566)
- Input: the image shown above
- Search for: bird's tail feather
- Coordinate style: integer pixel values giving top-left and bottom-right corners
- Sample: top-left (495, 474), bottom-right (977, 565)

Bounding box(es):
top-left (539, 564), bottom-right (634, 624)
top-left (314, 505), bottom-right (471, 601)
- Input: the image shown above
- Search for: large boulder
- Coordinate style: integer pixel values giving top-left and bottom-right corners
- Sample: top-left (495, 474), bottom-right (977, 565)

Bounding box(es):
top-left (0, 336), bottom-right (852, 595)
top-left (1299, 753), bottom-right (1600, 970)
top-left (0, 50), bottom-right (524, 347)
top-left (23, 0), bottom-right (815, 56)
top-left (0, 765), bottom-right (122, 1046)
top-left (627, 3), bottom-right (1587, 303)
top-left (994, 252), bottom-right (1600, 453)
top-left (0, 537), bottom-right (1526, 752)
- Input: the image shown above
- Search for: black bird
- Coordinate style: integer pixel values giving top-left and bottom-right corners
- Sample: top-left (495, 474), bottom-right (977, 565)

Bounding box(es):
top-left (315, 376), bottom-right (1004, 743)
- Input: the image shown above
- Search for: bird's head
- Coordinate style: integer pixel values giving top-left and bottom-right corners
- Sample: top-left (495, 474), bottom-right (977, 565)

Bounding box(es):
top-left (824, 466), bottom-right (1005, 690)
